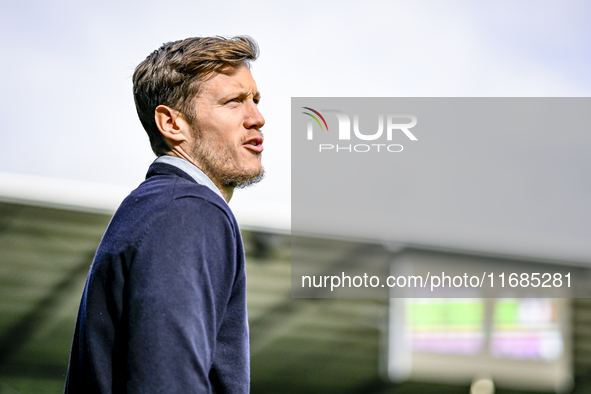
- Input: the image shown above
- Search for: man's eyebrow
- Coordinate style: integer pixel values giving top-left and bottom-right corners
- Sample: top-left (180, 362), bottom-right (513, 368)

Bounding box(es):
top-left (234, 90), bottom-right (261, 102)
top-left (221, 90), bottom-right (261, 102)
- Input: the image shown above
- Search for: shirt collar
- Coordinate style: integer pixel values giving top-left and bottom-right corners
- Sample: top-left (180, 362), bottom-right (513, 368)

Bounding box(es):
top-left (154, 155), bottom-right (226, 204)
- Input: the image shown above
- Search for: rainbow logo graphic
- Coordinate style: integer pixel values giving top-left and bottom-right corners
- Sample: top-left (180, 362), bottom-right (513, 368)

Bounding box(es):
top-left (302, 107), bottom-right (329, 131)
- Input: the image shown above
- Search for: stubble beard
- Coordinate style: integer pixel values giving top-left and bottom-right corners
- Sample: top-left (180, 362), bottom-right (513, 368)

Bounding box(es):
top-left (189, 129), bottom-right (265, 189)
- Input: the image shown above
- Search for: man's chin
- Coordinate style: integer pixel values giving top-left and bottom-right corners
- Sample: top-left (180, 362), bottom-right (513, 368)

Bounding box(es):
top-left (225, 168), bottom-right (265, 189)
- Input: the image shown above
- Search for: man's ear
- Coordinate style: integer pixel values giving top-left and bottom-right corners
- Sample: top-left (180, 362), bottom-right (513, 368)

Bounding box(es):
top-left (154, 105), bottom-right (190, 144)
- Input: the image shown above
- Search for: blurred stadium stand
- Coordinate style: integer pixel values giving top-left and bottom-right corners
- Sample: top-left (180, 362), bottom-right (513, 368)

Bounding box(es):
top-left (1, 173), bottom-right (590, 393)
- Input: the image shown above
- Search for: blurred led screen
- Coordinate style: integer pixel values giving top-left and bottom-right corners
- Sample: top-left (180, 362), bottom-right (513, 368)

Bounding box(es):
top-left (388, 297), bottom-right (572, 392)
top-left (407, 299), bottom-right (485, 356)
top-left (490, 299), bottom-right (563, 361)
top-left (406, 298), bottom-right (564, 361)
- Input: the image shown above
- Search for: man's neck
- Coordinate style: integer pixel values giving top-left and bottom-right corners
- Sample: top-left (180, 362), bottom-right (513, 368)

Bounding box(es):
top-left (161, 152), bottom-right (234, 203)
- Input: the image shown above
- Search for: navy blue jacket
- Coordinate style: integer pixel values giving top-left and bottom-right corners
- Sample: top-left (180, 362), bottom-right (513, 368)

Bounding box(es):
top-left (65, 162), bottom-right (249, 393)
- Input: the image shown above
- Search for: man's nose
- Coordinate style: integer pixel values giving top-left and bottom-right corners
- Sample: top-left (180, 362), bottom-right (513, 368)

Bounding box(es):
top-left (245, 102), bottom-right (265, 130)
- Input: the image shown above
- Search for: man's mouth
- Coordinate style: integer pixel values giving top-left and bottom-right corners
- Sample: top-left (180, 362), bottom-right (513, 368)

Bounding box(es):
top-left (243, 136), bottom-right (264, 153)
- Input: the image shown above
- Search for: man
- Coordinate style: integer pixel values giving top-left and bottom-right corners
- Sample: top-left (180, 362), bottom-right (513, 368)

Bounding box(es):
top-left (65, 36), bottom-right (264, 393)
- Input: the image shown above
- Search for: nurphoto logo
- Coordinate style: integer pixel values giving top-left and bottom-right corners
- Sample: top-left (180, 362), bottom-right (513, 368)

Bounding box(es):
top-left (301, 107), bottom-right (418, 153)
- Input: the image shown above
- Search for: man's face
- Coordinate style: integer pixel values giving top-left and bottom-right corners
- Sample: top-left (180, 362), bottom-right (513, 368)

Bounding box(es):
top-left (188, 64), bottom-right (265, 188)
